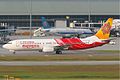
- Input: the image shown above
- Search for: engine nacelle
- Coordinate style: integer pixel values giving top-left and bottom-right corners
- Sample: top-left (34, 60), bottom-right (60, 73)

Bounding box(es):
top-left (42, 46), bottom-right (54, 52)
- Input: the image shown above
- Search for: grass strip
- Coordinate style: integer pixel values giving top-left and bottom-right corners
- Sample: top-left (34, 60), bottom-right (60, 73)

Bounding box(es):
top-left (0, 65), bottom-right (119, 79)
top-left (0, 55), bottom-right (119, 61)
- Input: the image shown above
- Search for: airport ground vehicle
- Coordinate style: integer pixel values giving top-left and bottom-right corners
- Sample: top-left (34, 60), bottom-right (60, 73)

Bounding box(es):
top-left (110, 28), bottom-right (120, 37)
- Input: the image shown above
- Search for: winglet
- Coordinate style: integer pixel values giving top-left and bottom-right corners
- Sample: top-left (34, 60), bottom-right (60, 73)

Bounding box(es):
top-left (95, 18), bottom-right (113, 40)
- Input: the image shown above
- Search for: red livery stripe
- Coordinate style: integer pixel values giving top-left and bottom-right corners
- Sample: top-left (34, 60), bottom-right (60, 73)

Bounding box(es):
top-left (55, 38), bottom-right (105, 50)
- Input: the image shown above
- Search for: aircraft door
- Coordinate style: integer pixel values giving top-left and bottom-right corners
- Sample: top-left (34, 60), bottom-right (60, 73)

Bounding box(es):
top-left (16, 41), bottom-right (20, 47)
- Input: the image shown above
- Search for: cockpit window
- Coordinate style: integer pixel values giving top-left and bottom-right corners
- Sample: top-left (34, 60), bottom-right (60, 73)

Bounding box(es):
top-left (7, 42), bottom-right (12, 44)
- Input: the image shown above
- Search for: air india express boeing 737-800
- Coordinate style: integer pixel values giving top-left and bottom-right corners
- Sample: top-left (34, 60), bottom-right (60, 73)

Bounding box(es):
top-left (3, 18), bottom-right (113, 54)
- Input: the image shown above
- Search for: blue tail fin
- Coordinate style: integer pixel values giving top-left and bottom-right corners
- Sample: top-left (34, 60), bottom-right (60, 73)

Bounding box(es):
top-left (41, 17), bottom-right (51, 29)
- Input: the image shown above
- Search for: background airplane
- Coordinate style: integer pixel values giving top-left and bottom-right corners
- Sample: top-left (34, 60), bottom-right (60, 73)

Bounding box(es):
top-left (33, 17), bottom-right (93, 37)
top-left (3, 18), bottom-right (113, 54)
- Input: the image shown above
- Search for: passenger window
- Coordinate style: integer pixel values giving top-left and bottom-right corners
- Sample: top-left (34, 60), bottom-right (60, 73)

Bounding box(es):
top-left (84, 40), bottom-right (89, 44)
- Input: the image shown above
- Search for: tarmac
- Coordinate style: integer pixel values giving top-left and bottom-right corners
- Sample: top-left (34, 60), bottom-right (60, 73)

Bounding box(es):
top-left (0, 36), bottom-right (119, 66)
top-left (0, 61), bottom-right (119, 66)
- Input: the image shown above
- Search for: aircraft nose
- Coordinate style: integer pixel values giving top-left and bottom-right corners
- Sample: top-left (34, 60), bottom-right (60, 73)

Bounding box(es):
top-left (2, 44), bottom-right (8, 49)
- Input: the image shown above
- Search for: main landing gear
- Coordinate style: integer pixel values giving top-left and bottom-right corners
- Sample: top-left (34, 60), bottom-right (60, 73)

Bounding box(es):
top-left (56, 50), bottom-right (62, 54)
top-left (13, 51), bottom-right (16, 54)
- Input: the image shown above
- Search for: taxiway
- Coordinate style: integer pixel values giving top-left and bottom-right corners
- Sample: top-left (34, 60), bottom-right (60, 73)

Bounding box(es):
top-left (0, 61), bottom-right (119, 66)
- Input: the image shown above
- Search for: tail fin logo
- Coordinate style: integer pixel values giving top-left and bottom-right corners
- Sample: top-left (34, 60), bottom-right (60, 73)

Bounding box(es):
top-left (43, 21), bottom-right (48, 27)
top-left (95, 18), bottom-right (113, 40)
top-left (41, 17), bottom-right (51, 29)
top-left (101, 22), bottom-right (111, 35)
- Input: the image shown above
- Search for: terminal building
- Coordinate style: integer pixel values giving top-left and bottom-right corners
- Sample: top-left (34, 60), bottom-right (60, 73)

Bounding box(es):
top-left (0, 0), bottom-right (119, 28)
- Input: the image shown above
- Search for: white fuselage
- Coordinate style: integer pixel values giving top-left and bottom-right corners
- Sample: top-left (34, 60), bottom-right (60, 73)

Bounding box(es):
top-left (3, 39), bottom-right (59, 51)
top-left (48, 28), bottom-right (91, 33)
top-left (33, 27), bottom-right (92, 37)
top-left (2, 36), bottom-right (106, 53)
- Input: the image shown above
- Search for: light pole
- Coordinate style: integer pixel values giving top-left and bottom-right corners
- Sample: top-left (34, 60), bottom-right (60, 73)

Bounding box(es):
top-left (88, 0), bottom-right (91, 22)
top-left (30, 0), bottom-right (32, 38)
top-left (117, 0), bottom-right (120, 38)
top-left (66, 16), bottom-right (70, 27)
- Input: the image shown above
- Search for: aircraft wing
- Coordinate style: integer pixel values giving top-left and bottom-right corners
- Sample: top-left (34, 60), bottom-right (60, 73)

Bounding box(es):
top-left (54, 42), bottom-right (82, 50)
top-left (0, 29), bottom-right (16, 32)
top-left (33, 28), bottom-right (63, 37)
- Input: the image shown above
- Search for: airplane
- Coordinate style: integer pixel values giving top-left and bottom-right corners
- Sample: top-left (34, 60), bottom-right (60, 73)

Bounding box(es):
top-left (33, 17), bottom-right (93, 37)
top-left (3, 18), bottom-right (113, 54)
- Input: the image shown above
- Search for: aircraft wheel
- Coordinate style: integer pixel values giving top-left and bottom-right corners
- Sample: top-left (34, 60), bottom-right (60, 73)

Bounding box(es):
top-left (13, 51), bottom-right (16, 54)
top-left (10, 50), bottom-right (15, 54)
top-left (56, 50), bottom-right (62, 54)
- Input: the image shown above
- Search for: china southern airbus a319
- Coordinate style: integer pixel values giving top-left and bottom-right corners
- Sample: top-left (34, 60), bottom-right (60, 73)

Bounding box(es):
top-left (3, 18), bottom-right (113, 54)
top-left (33, 17), bottom-right (93, 37)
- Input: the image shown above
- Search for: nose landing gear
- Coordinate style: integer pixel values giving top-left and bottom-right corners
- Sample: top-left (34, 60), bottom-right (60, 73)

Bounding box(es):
top-left (9, 50), bottom-right (15, 54)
